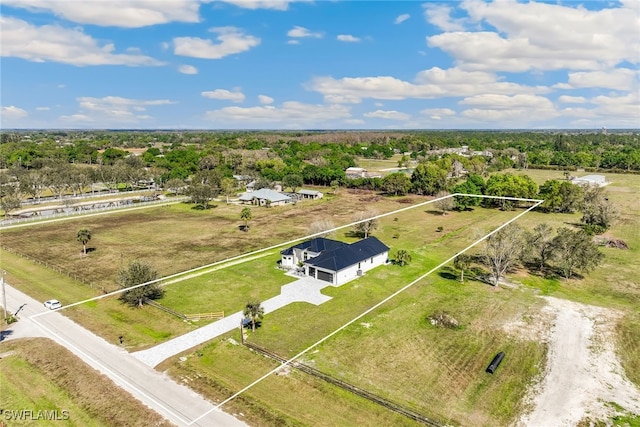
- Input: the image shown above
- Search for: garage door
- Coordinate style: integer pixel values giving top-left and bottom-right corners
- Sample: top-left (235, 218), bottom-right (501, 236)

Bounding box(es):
top-left (317, 270), bottom-right (334, 283)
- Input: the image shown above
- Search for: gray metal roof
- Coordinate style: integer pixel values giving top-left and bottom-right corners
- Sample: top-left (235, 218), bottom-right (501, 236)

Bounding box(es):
top-left (297, 189), bottom-right (323, 195)
top-left (240, 188), bottom-right (291, 203)
top-left (304, 237), bottom-right (389, 272)
top-left (280, 237), bottom-right (347, 255)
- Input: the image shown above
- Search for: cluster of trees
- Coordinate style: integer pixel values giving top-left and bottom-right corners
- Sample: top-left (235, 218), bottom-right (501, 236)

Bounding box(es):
top-left (4, 130), bottom-right (637, 172)
top-left (455, 222), bottom-right (604, 286)
top-left (0, 131), bottom-right (624, 240)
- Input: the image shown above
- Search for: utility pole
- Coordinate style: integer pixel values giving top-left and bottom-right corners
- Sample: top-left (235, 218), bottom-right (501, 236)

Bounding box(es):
top-left (1, 270), bottom-right (7, 323)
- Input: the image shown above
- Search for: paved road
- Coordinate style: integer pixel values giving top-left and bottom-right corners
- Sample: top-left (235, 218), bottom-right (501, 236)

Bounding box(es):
top-left (2, 284), bottom-right (247, 427)
top-left (133, 276), bottom-right (332, 367)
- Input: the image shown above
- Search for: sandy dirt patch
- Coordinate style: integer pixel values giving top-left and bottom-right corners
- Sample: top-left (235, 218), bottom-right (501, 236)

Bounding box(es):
top-left (515, 296), bottom-right (640, 426)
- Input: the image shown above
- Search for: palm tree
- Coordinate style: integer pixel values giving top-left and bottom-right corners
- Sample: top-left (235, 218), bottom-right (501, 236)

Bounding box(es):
top-left (240, 207), bottom-right (252, 231)
top-left (394, 249), bottom-right (412, 266)
top-left (243, 301), bottom-right (264, 332)
top-left (454, 254), bottom-right (472, 283)
top-left (77, 228), bottom-right (92, 255)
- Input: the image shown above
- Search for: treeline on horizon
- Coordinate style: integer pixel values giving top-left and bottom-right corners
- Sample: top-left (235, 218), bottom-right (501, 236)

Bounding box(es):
top-left (1, 129), bottom-right (638, 175)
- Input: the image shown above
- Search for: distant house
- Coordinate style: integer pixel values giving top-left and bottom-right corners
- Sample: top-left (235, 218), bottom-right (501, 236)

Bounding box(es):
top-left (297, 189), bottom-right (323, 200)
top-left (572, 175), bottom-right (607, 187)
top-left (239, 188), bottom-right (291, 206)
top-left (345, 167), bottom-right (367, 178)
top-left (345, 167), bottom-right (382, 179)
top-left (280, 237), bottom-right (389, 286)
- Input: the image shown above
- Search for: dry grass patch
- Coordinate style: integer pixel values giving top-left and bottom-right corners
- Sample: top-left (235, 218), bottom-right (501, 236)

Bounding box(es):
top-left (0, 338), bottom-right (172, 426)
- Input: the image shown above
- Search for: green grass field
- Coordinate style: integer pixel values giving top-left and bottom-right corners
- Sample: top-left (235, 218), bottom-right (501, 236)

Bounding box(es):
top-left (2, 169), bottom-right (638, 426)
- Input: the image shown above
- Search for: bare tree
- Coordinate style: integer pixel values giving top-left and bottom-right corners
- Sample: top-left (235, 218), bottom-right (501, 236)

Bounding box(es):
top-left (352, 210), bottom-right (379, 238)
top-left (309, 219), bottom-right (336, 238)
top-left (482, 224), bottom-right (524, 286)
top-left (434, 191), bottom-right (454, 215)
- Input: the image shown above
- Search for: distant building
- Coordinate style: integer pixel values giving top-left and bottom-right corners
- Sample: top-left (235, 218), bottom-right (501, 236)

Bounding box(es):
top-left (345, 167), bottom-right (382, 179)
top-left (239, 188), bottom-right (291, 206)
top-left (297, 189), bottom-right (323, 200)
top-left (572, 175), bottom-right (607, 187)
top-left (346, 167), bottom-right (367, 178)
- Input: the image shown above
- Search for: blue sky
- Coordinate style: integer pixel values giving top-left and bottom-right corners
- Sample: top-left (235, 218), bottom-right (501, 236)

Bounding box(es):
top-left (1, 0), bottom-right (638, 130)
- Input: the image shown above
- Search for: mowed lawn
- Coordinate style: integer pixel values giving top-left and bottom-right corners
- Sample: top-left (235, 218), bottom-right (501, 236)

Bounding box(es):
top-left (0, 190), bottom-right (416, 293)
top-left (0, 190), bottom-right (430, 349)
top-left (234, 206), bottom-right (544, 427)
top-left (3, 170), bottom-right (638, 426)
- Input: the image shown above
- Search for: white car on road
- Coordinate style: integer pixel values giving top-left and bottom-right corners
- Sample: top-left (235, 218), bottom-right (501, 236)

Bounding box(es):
top-left (44, 299), bottom-right (62, 310)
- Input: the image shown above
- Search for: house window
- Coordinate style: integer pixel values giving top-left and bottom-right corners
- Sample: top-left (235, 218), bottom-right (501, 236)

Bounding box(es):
top-left (370, 257), bottom-right (373, 263)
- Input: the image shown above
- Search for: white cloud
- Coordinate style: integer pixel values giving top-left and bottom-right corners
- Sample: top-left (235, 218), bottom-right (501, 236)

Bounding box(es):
top-left (307, 67), bottom-right (549, 103)
top-left (363, 110), bottom-right (411, 121)
top-left (427, 0), bottom-right (639, 72)
top-left (258, 95), bottom-right (274, 104)
top-left (420, 108), bottom-right (456, 120)
top-left (36, 106), bottom-right (51, 111)
top-left (287, 40), bottom-right (300, 45)
top-left (374, 102), bottom-right (384, 107)
top-left (459, 94), bottom-right (557, 124)
top-left (555, 69), bottom-right (639, 91)
top-left (178, 64), bottom-right (198, 74)
top-left (460, 94), bottom-right (554, 109)
top-left (205, 101), bottom-right (351, 128)
top-left (61, 96), bottom-right (174, 124)
top-left (424, 4), bottom-right (465, 31)
top-left (1, 105), bottom-right (28, 120)
top-left (558, 96), bottom-right (587, 104)
top-left (174, 27), bottom-right (260, 59)
top-left (589, 92), bottom-right (640, 124)
top-left (2, 0), bottom-right (201, 28)
top-left (220, 0), bottom-right (308, 10)
top-left (394, 14), bottom-right (410, 24)
top-left (0, 17), bottom-right (163, 67)
top-left (201, 89), bottom-right (245, 103)
top-left (287, 26), bottom-right (323, 39)
top-left (337, 34), bottom-right (361, 43)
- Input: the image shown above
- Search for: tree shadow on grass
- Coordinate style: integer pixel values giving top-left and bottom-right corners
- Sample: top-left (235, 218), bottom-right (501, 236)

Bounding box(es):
top-left (438, 266), bottom-right (458, 281)
top-left (425, 209), bottom-right (444, 216)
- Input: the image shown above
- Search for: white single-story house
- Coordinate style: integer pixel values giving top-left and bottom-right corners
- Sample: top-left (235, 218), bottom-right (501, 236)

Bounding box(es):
top-left (572, 174), bottom-right (607, 187)
top-left (280, 237), bottom-right (389, 286)
top-left (297, 189), bottom-right (323, 200)
top-left (239, 188), bottom-right (291, 206)
top-left (346, 167), bottom-right (367, 178)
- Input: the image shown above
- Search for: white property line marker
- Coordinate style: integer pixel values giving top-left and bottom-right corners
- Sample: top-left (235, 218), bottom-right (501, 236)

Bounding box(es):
top-left (189, 196), bottom-right (544, 424)
top-left (31, 317), bottom-right (192, 426)
top-left (30, 193), bottom-right (466, 317)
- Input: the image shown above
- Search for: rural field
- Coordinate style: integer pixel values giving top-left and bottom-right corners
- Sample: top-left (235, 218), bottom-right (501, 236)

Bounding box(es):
top-left (0, 338), bottom-right (172, 427)
top-left (1, 170), bottom-right (638, 426)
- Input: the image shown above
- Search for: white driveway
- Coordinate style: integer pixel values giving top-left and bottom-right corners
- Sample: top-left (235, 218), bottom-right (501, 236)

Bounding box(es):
top-left (133, 276), bottom-right (332, 367)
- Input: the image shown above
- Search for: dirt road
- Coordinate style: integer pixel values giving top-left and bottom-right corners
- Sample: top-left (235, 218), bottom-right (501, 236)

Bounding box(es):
top-left (518, 297), bottom-right (640, 426)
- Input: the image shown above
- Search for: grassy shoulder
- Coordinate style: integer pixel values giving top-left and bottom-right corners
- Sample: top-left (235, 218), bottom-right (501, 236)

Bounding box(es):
top-left (165, 337), bottom-right (421, 427)
top-left (0, 338), bottom-right (172, 427)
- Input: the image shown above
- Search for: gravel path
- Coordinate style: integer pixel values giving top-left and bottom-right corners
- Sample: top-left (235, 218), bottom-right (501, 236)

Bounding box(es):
top-left (518, 297), bottom-right (640, 426)
top-left (133, 276), bottom-right (333, 367)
